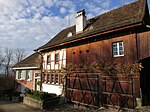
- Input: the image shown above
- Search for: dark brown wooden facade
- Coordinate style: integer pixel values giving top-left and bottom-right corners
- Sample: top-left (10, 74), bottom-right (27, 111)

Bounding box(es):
top-left (66, 33), bottom-right (138, 65)
top-left (66, 29), bottom-right (149, 109)
top-left (138, 31), bottom-right (150, 60)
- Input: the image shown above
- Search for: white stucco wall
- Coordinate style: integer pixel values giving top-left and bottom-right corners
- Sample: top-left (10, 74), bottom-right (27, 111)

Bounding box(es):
top-left (42, 83), bottom-right (63, 96)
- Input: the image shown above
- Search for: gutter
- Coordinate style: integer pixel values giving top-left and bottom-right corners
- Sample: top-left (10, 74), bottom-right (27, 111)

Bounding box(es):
top-left (13, 67), bottom-right (39, 70)
top-left (38, 23), bottom-right (142, 52)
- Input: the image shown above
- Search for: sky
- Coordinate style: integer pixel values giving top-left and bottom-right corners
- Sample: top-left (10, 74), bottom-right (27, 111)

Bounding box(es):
top-left (0, 0), bottom-right (149, 55)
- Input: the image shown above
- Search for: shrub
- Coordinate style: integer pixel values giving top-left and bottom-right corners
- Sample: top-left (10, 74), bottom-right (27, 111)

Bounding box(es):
top-left (12, 91), bottom-right (21, 97)
top-left (3, 89), bottom-right (14, 96)
top-left (25, 90), bottom-right (57, 101)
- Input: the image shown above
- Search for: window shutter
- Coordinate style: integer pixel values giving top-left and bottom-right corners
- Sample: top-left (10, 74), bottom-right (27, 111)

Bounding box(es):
top-left (16, 71), bottom-right (18, 79)
top-left (29, 70), bottom-right (32, 80)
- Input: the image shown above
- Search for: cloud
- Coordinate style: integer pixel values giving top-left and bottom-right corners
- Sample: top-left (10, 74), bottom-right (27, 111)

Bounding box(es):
top-left (0, 0), bottom-right (147, 56)
top-left (60, 7), bottom-right (67, 14)
top-left (0, 0), bottom-right (66, 54)
top-left (84, 2), bottom-right (109, 19)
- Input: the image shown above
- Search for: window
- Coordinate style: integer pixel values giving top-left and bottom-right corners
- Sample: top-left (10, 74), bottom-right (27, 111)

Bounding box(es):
top-left (26, 70), bottom-right (32, 81)
top-left (67, 32), bottom-right (72, 37)
top-left (88, 25), bottom-right (93, 30)
top-left (112, 41), bottom-right (124, 57)
top-left (48, 74), bottom-right (51, 83)
top-left (26, 71), bottom-right (29, 79)
top-left (55, 74), bottom-right (58, 84)
top-left (47, 55), bottom-right (51, 64)
top-left (44, 74), bottom-right (47, 82)
top-left (45, 74), bottom-right (63, 85)
top-left (16, 70), bottom-right (22, 79)
top-left (35, 73), bottom-right (40, 77)
top-left (59, 75), bottom-right (63, 85)
top-left (16, 70), bottom-right (32, 80)
top-left (55, 53), bottom-right (59, 64)
top-left (51, 74), bottom-right (54, 83)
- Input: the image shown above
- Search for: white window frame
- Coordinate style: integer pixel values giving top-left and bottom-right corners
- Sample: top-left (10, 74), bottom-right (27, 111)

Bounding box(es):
top-left (16, 70), bottom-right (21, 80)
top-left (112, 41), bottom-right (124, 57)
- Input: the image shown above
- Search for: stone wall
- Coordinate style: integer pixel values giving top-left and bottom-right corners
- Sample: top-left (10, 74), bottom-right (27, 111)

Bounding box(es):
top-left (23, 96), bottom-right (60, 110)
top-left (24, 97), bottom-right (43, 109)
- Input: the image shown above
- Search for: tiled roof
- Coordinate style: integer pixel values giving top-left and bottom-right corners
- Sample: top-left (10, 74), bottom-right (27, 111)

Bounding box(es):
top-left (37, 0), bottom-right (149, 51)
top-left (12, 53), bottom-right (41, 69)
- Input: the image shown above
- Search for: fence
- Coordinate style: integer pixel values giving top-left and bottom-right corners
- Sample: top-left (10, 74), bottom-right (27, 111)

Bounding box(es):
top-left (66, 73), bottom-right (139, 109)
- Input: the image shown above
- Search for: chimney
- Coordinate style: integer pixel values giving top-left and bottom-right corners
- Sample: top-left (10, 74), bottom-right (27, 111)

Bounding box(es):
top-left (76, 9), bottom-right (86, 34)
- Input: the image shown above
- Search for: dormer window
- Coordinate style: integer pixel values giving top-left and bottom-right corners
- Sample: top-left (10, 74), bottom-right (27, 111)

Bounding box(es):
top-left (67, 32), bottom-right (73, 37)
top-left (89, 25), bottom-right (93, 30)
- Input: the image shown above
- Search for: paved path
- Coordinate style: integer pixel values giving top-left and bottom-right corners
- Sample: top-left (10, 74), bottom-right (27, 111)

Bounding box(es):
top-left (0, 102), bottom-right (42, 112)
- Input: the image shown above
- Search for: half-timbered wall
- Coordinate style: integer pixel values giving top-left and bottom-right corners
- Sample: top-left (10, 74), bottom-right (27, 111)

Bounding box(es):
top-left (43, 49), bottom-right (66, 71)
top-left (42, 49), bottom-right (66, 95)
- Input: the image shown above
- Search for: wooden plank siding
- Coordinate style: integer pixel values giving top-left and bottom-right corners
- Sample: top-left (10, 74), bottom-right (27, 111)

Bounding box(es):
top-left (66, 33), bottom-right (142, 109)
top-left (138, 31), bottom-right (150, 60)
top-left (67, 33), bottom-right (138, 65)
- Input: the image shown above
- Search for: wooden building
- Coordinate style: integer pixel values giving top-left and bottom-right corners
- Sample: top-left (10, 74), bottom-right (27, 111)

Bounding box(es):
top-left (13, 53), bottom-right (41, 93)
top-left (36, 0), bottom-right (150, 109)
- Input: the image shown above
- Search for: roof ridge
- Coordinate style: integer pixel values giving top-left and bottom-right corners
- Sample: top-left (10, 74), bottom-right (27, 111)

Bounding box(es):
top-left (37, 0), bottom-right (147, 51)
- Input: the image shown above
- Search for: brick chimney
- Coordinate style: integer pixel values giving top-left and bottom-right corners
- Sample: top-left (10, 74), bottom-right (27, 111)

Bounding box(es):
top-left (76, 9), bottom-right (86, 34)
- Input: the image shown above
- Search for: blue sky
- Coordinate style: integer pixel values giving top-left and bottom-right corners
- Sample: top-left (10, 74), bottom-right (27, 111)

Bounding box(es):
top-left (0, 0), bottom-right (149, 55)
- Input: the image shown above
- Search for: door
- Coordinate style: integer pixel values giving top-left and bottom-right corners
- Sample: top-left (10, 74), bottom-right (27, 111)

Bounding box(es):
top-left (34, 78), bottom-right (40, 91)
top-left (140, 57), bottom-right (150, 106)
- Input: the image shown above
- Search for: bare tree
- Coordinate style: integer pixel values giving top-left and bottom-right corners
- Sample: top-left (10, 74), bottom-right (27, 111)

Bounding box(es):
top-left (14, 48), bottom-right (26, 63)
top-left (4, 48), bottom-right (13, 76)
top-left (0, 48), bottom-right (4, 65)
top-left (0, 55), bottom-right (5, 65)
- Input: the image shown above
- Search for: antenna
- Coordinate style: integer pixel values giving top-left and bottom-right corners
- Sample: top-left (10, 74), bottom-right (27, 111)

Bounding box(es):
top-left (69, 12), bottom-right (70, 27)
top-left (67, 11), bottom-right (76, 27)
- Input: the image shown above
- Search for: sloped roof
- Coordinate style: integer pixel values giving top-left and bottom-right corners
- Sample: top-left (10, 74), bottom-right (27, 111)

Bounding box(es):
top-left (37, 0), bottom-right (149, 51)
top-left (12, 53), bottom-right (41, 69)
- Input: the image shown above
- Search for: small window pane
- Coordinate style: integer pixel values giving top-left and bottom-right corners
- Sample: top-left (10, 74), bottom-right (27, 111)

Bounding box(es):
top-left (59, 75), bottom-right (63, 85)
top-left (44, 74), bottom-right (46, 82)
top-left (55, 74), bottom-right (58, 84)
top-left (51, 74), bottom-right (54, 83)
top-left (119, 42), bottom-right (123, 46)
top-left (55, 53), bottom-right (59, 64)
top-left (113, 51), bottom-right (118, 56)
top-left (119, 51), bottom-right (124, 55)
top-left (47, 55), bottom-right (51, 64)
top-left (119, 47), bottom-right (123, 51)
